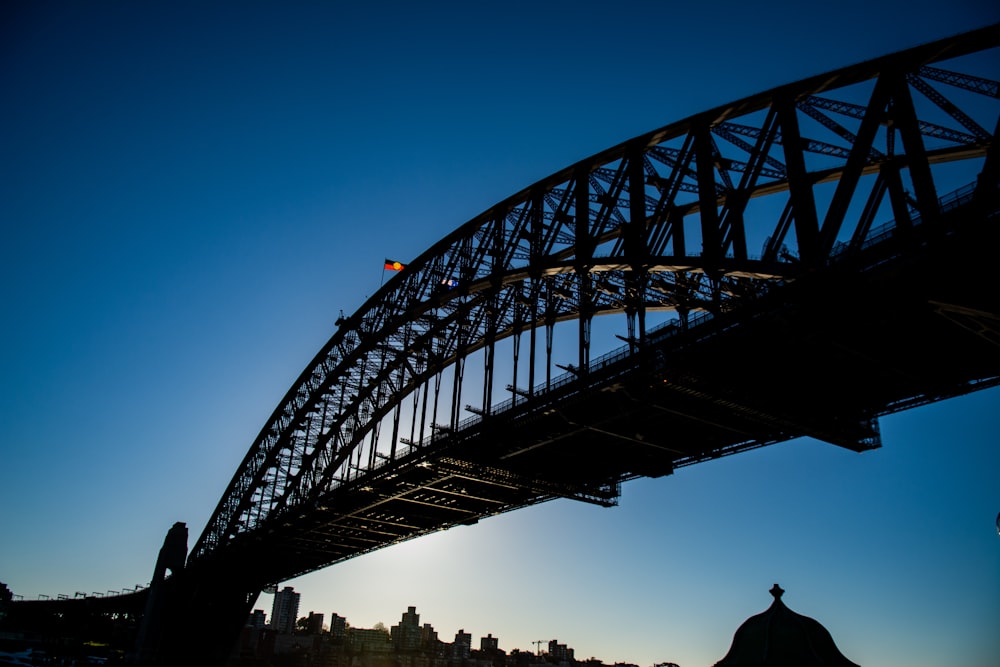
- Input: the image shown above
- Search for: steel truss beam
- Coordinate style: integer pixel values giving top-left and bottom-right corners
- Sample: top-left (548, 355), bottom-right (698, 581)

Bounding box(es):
top-left (191, 24), bottom-right (1000, 566)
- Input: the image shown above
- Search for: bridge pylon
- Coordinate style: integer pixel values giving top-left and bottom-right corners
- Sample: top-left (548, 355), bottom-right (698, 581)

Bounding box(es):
top-left (132, 522), bottom-right (262, 666)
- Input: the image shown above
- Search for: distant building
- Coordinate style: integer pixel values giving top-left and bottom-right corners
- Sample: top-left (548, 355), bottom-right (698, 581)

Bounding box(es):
top-left (330, 612), bottom-right (347, 641)
top-left (248, 608), bottom-right (267, 629)
top-left (391, 605), bottom-right (423, 651)
top-left (549, 640), bottom-right (572, 662)
top-left (422, 622), bottom-right (440, 652)
top-left (453, 628), bottom-right (472, 659)
top-left (306, 611), bottom-right (325, 635)
top-left (351, 626), bottom-right (393, 653)
top-left (481, 633), bottom-right (499, 653)
top-left (270, 586), bottom-right (300, 634)
top-left (0, 582), bottom-right (13, 623)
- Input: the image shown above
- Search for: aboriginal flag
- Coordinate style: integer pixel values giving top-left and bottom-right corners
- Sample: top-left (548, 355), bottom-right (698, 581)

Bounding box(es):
top-left (384, 258), bottom-right (406, 271)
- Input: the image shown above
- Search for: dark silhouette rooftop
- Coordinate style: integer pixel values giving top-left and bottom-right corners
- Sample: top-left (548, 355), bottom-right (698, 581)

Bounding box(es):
top-left (714, 584), bottom-right (861, 667)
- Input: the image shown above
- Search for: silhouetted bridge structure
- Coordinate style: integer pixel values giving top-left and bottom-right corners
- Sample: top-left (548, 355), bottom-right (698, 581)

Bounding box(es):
top-left (6, 25), bottom-right (1000, 665)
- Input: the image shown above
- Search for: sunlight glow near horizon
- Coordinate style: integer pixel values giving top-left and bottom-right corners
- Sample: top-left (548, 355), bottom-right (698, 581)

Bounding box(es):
top-left (2, 3), bottom-right (998, 666)
top-left (273, 389), bottom-right (1000, 666)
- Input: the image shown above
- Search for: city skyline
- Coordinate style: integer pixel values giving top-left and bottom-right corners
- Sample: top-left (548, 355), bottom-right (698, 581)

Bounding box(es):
top-left (2, 3), bottom-right (999, 667)
top-left (247, 597), bottom-right (589, 660)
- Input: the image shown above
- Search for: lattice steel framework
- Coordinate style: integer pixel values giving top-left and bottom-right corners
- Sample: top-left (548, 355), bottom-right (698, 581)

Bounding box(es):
top-left (191, 25), bottom-right (1000, 563)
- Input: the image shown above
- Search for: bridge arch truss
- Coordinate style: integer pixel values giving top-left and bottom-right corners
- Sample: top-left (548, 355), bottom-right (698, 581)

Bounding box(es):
top-left (191, 25), bottom-right (1000, 572)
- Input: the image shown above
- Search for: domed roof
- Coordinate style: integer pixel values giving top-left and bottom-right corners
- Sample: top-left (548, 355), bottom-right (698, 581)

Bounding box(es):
top-left (714, 585), bottom-right (861, 667)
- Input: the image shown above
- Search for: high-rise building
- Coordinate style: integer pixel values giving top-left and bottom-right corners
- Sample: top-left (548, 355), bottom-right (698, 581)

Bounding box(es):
top-left (453, 629), bottom-right (472, 659)
top-left (248, 609), bottom-right (267, 629)
top-left (481, 633), bottom-right (499, 653)
top-left (306, 611), bottom-right (324, 635)
top-left (549, 640), bottom-right (572, 662)
top-left (269, 586), bottom-right (300, 634)
top-left (330, 613), bottom-right (347, 641)
top-left (391, 605), bottom-right (423, 651)
top-left (421, 623), bottom-right (438, 646)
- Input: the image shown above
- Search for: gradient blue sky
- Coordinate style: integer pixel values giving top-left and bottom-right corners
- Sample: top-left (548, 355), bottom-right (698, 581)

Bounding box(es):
top-left (2, 3), bottom-right (998, 666)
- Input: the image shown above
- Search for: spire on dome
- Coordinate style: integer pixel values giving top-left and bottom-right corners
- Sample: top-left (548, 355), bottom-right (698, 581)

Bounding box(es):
top-left (714, 585), bottom-right (861, 667)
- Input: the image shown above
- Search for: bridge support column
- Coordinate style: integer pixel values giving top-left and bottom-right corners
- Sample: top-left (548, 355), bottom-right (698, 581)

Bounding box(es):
top-left (132, 523), bottom-right (262, 666)
top-left (132, 567), bottom-right (260, 666)
top-left (133, 522), bottom-right (187, 663)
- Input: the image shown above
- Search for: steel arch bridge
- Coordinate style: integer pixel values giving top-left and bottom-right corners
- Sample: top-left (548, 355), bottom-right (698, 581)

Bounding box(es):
top-left (6, 23), bottom-right (999, 666)
top-left (192, 22), bottom-right (1000, 577)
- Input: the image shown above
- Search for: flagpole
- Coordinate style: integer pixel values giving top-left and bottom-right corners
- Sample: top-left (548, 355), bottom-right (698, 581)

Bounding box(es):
top-left (381, 259), bottom-right (405, 290)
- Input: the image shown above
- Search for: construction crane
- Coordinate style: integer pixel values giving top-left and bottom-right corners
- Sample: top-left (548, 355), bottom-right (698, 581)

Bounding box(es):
top-left (532, 640), bottom-right (553, 656)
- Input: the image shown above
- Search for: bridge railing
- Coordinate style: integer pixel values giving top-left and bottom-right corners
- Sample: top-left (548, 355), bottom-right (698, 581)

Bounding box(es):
top-left (429, 311), bottom-right (719, 442)
top-left (439, 180), bottom-right (988, 450)
top-left (831, 179), bottom-right (981, 256)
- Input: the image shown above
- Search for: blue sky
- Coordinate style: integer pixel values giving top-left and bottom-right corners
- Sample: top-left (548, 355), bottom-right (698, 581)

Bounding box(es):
top-left (2, 2), bottom-right (998, 666)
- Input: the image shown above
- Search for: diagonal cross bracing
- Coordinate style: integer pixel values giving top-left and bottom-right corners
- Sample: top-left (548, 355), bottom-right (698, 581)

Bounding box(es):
top-left (191, 24), bottom-right (1000, 570)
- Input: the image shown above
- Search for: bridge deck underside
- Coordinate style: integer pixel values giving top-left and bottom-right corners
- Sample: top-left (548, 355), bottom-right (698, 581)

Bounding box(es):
top-left (205, 205), bottom-right (999, 586)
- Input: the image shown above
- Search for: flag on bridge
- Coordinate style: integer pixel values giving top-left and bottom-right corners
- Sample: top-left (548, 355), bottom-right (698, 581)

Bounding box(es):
top-left (384, 258), bottom-right (406, 271)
